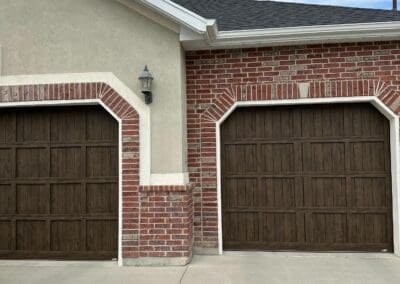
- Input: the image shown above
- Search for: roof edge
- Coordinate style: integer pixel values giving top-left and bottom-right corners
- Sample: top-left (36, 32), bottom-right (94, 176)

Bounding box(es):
top-left (135, 1), bottom-right (400, 49)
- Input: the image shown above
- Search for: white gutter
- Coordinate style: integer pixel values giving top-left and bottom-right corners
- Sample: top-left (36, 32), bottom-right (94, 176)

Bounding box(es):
top-left (211, 21), bottom-right (400, 48)
top-left (136, 0), bottom-right (217, 38)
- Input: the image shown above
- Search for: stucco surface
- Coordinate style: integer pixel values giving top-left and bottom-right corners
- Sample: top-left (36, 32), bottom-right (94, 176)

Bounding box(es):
top-left (0, 0), bottom-right (186, 174)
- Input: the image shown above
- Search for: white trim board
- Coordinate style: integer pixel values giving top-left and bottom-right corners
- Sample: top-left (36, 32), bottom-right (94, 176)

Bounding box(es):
top-left (0, 45), bottom-right (2, 76)
top-left (150, 172), bottom-right (189, 185)
top-left (215, 96), bottom-right (400, 255)
top-left (136, 0), bottom-right (216, 36)
top-left (0, 72), bottom-right (151, 186)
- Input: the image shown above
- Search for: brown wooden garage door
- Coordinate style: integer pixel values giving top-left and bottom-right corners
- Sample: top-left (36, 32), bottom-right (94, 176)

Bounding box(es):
top-left (0, 106), bottom-right (118, 260)
top-left (221, 103), bottom-right (393, 252)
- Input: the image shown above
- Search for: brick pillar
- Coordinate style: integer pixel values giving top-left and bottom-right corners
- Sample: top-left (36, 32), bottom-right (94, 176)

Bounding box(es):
top-left (123, 184), bottom-right (194, 266)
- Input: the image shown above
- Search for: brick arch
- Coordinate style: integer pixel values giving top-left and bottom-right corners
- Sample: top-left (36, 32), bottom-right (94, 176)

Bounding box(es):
top-left (0, 82), bottom-right (140, 259)
top-left (196, 79), bottom-right (400, 250)
top-left (201, 80), bottom-right (400, 123)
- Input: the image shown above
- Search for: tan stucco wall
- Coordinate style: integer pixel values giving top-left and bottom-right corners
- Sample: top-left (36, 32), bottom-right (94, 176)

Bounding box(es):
top-left (0, 0), bottom-right (187, 174)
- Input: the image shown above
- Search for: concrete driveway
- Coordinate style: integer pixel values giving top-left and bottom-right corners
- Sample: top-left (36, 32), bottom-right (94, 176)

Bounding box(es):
top-left (1, 252), bottom-right (400, 284)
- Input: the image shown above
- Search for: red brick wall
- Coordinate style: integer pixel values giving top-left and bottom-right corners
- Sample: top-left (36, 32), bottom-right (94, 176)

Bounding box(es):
top-left (0, 82), bottom-right (193, 262)
top-left (186, 41), bottom-right (400, 249)
top-left (138, 184), bottom-right (193, 258)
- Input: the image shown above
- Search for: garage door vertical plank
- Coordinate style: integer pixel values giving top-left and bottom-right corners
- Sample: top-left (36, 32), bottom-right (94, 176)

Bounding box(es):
top-left (255, 110), bottom-right (263, 245)
top-left (294, 109), bottom-right (305, 244)
top-left (81, 110), bottom-right (88, 253)
top-left (383, 116), bottom-right (393, 250)
top-left (11, 112), bottom-right (17, 251)
top-left (343, 106), bottom-right (353, 245)
top-left (386, 177), bottom-right (394, 248)
top-left (46, 112), bottom-right (51, 252)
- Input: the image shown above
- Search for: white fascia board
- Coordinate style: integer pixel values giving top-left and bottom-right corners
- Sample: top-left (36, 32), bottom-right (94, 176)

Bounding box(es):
top-left (137, 0), bottom-right (216, 36)
top-left (182, 21), bottom-right (400, 50)
top-left (218, 21), bottom-right (400, 39)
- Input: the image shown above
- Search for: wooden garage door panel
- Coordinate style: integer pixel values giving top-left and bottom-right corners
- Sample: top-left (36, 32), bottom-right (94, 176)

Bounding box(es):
top-left (260, 178), bottom-right (296, 208)
top-left (51, 221), bottom-right (82, 252)
top-left (87, 220), bottom-right (118, 252)
top-left (0, 149), bottom-right (13, 178)
top-left (17, 112), bottom-right (50, 142)
top-left (50, 147), bottom-right (82, 178)
top-left (223, 144), bottom-right (257, 173)
top-left (0, 185), bottom-right (14, 213)
top-left (16, 148), bottom-right (49, 178)
top-left (348, 213), bottom-right (391, 244)
top-left (222, 178), bottom-right (258, 208)
top-left (223, 212), bottom-right (260, 243)
top-left (50, 110), bottom-right (85, 142)
top-left (308, 178), bottom-right (347, 208)
top-left (306, 213), bottom-right (348, 244)
top-left (262, 213), bottom-right (298, 243)
top-left (259, 144), bottom-right (296, 173)
top-left (86, 146), bottom-right (118, 177)
top-left (86, 183), bottom-right (118, 214)
top-left (347, 106), bottom-right (386, 137)
top-left (352, 178), bottom-right (388, 208)
top-left (0, 114), bottom-right (16, 143)
top-left (50, 183), bottom-right (84, 214)
top-left (17, 184), bottom-right (49, 214)
top-left (350, 142), bottom-right (387, 172)
top-left (0, 221), bottom-right (12, 250)
top-left (304, 142), bottom-right (346, 172)
top-left (259, 108), bottom-right (298, 139)
top-left (86, 109), bottom-right (118, 141)
top-left (16, 221), bottom-right (48, 251)
top-left (222, 104), bottom-right (393, 252)
top-left (0, 106), bottom-right (118, 260)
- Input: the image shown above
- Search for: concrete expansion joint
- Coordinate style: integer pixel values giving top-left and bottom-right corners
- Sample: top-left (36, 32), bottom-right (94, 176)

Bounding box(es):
top-left (179, 265), bottom-right (189, 284)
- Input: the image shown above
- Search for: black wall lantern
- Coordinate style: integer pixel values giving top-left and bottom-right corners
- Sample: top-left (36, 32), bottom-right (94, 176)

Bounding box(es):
top-left (138, 65), bottom-right (154, 104)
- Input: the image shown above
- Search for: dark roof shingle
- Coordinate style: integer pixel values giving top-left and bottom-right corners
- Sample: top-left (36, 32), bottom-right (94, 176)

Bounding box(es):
top-left (172, 0), bottom-right (400, 31)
